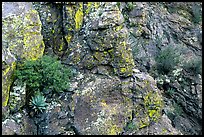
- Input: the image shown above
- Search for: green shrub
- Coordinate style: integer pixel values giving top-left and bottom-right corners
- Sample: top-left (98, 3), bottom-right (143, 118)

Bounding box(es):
top-left (191, 4), bottom-right (202, 24)
top-left (15, 55), bottom-right (73, 96)
top-left (126, 2), bottom-right (134, 11)
top-left (182, 56), bottom-right (202, 76)
top-left (173, 102), bottom-right (183, 116)
top-left (155, 46), bottom-right (180, 75)
top-left (166, 88), bottom-right (175, 97)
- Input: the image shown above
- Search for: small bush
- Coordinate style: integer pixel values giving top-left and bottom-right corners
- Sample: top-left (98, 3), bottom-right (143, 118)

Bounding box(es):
top-left (191, 4), bottom-right (202, 24)
top-left (155, 46), bottom-right (180, 75)
top-left (182, 56), bottom-right (202, 76)
top-left (15, 55), bottom-right (73, 96)
top-left (173, 102), bottom-right (183, 116)
top-left (166, 88), bottom-right (175, 97)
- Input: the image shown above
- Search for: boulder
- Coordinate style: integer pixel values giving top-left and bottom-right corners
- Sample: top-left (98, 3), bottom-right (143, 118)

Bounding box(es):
top-left (72, 74), bottom-right (133, 135)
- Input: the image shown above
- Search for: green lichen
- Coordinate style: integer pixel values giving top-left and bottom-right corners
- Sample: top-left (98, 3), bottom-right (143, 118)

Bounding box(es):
top-left (75, 3), bottom-right (84, 30)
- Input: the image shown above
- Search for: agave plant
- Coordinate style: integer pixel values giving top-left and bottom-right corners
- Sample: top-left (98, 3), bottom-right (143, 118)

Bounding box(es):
top-left (29, 92), bottom-right (48, 113)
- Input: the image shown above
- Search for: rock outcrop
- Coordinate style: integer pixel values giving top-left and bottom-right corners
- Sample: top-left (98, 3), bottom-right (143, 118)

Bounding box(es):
top-left (2, 2), bottom-right (45, 117)
top-left (2, 2), bottom-right (202, 135)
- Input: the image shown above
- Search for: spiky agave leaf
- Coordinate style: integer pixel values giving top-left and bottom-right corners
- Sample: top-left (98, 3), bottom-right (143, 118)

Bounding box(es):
top-left (29, 93), bottom-right (48, 113)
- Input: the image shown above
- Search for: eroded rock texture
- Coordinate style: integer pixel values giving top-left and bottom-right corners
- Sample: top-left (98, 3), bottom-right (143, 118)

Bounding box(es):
top-left (2, 2), bottom-right (45, 119)
top-left (2, 2), bottom-right (202, 135)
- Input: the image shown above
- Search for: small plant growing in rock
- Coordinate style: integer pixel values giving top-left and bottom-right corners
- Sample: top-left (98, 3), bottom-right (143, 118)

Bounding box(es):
top-left (166, 88), bottom-right (175, 97)
top-left (191, 3), bottom-right (202, 24)
top-left (182, 56), bottom-right (202, 76)
top-left (154, 45), bottom-right (180, 75)
top-left (15, 55), bottom-right (73, 95)
top-left (29, 92), bottom-right (48, 113)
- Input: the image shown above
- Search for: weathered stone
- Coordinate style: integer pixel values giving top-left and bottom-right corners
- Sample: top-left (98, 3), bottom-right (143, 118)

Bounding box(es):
top-left (2, 2), bottom-right (45, 60)
top-left (2, 119), bottom-right (21, 135)
top-left (131, 71), bottom-right (163, 130)
top-left (19, 111), bottom-right (37, 135)
top-left (2, 2), bottom-right (45, 118)
top-left (72, 74), bottom-right (132, 135)
top-left (8, 80), bottom-right (26, 113)
top-left (84, 2), bottom-right (135, 77)
top-left (2, 48), bottom-right (16, 109)
top-left (124, 114), bottom-right (182, 135)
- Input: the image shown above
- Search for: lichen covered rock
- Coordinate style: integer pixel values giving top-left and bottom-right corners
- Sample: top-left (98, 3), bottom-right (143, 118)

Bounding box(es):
top-left (84, 2), bottom-right (135, 77)
top-left (2, 2), bottom-right (45, 60)
top-left (2, 2), bottom-right (44, 118)
top-left (2, 48), bottom-right (16, 109)
top-left (8, 80), bottom-right (26, 113)
top-left (72, 74), bottom-right (133, 135)
top-left (130, 70), bottom-right (163, 131)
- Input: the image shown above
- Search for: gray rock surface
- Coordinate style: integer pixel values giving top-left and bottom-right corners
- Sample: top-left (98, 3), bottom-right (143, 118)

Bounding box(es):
top-left (2, 2), bottom-right (202, 135)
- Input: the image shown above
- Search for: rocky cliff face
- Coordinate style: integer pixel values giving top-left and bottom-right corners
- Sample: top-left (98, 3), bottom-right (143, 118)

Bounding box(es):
top-left (2, 2), bottom-right (202, 135)
top-left (2, 2), bottom-right (45, 117)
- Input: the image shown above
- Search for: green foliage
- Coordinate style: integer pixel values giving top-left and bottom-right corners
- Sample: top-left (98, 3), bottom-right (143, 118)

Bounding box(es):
top-left (173, 102), bottom-right (183, 116)
top-left (191, 4), bottom-right (202, 24)
top-left (29, 91), bottom-right (48, 113)
top-left (15, 55), bottom-right (73, 95)
top-left (127, 122), bottom-right (136, 130)
top-left (167, 6), bottom-right (178, 14)
top-left (166, 88), bottom-right (175, 97)
top-left (155, 46), bottom-right (180, 75)
top-left (116, 2), bottom-right (121, 9)
top-left (166, 102), bottom-right (183, 121)
top-left (127, 2), bottom-right (134, 11)
top-left (182, 56), bottom-right (202, 76)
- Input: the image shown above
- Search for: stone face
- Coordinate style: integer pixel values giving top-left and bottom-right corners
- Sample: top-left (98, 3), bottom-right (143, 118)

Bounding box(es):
top-left (2, 119), bottom-right (21, 135)
top-left (33, 2), bottom-right (135, 77)
top-left (2, 2), bottom-right (45, 60)
top-left (72, 74), bottom-right (133, 135)
top-left (2, 2), bottom-right (202, 135)
top-left (2, 2), bottom-right (45, 118)
top-left (84, 2), bottom-right (135, 77)
top-left (2, 48), bottom-right (16, 108)
top-left (129, 114), bottom-right (182, 135)
top-left (131, 71), bottom-right (163, 130)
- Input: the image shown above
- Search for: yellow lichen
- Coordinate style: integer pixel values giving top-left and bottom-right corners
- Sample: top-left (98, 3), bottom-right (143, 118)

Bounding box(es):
top-left (108, 124), bottom-right (121, 135)
top-left (65, 34), bottom-right (72, 44)
top-left (144, 90), bottom-right (163, 123)
top-left (116, 25), bottom-right (123, 31)
top-left (2, 61), bottom-right (16, 107)
top-left (3, 67), bottom-right (10, 76)
top-left (120, 68), bottom-right (126, 73)
top-left (139, 123), bottom-right (148, 129)
top-left (58, 42), bottom-right (64, 52)
top-left (94, 2), bottom-right (100, 9)
top-left (22, 40), bottom-right (45, 61)
top-left (86, 2), bottom-right (93, 14)
top-left (75, 3), bottom-right (83, 31)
